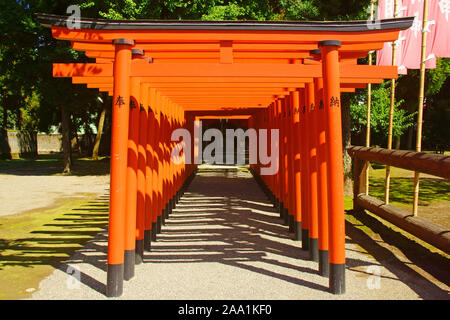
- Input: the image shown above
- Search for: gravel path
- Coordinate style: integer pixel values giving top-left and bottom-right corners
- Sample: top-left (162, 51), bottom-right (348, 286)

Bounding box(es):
top-left (0, 173), bottom-right (109, 217)
top-left (31, 167), bottom-right (449, 300)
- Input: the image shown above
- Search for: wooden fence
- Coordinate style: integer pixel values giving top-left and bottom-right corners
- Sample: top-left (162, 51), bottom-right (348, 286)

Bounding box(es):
top-left (348, 146), bottom-right (450, 254)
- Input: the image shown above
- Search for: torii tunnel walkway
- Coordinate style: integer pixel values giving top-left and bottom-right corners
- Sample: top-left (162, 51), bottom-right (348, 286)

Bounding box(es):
top-left (38, 14), bottom-right (415, 298)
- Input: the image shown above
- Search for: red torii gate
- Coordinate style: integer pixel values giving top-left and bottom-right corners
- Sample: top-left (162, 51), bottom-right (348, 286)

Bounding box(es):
top-left (38, 14), bottom-right (413, 297)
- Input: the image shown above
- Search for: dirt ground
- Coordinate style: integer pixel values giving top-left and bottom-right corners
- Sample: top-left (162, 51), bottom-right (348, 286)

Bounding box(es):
top-left (0, 157), bottom-right (110, 217)
top-left (0, 158), bottom-right (448, 300)
top-left (0, 174), bottom-right (109, 217)
top-left (30, 168), bottom-right (449, 300)
top-left (0, 156), bottom-right (111, 299)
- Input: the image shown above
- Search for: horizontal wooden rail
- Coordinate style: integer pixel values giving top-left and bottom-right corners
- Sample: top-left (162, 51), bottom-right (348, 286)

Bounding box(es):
top-left (349, 145), bottom-right (450, 255)
top-left (355, 194), bottom-right (450, 254)
top-left (347, 146), bottom-right (450, 179)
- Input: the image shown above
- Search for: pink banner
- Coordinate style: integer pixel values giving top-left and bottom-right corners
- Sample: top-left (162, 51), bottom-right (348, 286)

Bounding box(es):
top-left (377, 0), bottom-right (408, 74)
top-left (400, 0), bottom-right (436, 70)
top-left (428, 0), bottom-right (450, 58)
top-left (376, 0), bottom-right (448, 72)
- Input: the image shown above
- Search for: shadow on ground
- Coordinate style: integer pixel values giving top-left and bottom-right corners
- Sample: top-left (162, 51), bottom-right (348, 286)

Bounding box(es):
top-left (345, 209), bottom-right (449, 299)
top-left (0, 194), bottom-right (110, 299)
top-left (22, 168), bottom-right (448, 299)
top-left (0, 154), bottom-right (110, 176)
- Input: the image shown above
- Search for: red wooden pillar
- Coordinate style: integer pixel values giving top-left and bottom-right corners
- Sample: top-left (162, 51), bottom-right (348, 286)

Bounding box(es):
top-left (275, 97), bottom-right (284, 218)
top-left (144, 87), bottom-right (156, 249)
top-left (283, 98), bottom-right (290, 226)
top-left (267, 103), bottom-right (275, 204)
top-left (266, 106), bottom-right (275, 203)
top-left (248, 116), bottom-right (254, 172)
top-left (123, 76), bottom-right (140, 280)
top-left (292, 90), bottom-right (302, 241)
top-left (174, 105), bottom-right (182, 204)
top-left (167, 102), bottom-right (173, 219)
top-left (319, 40), bottom-right (346, 294)
top-left (163, 100), bottom-right (172, 224)
top-left (280, 99), bottom-right (287, 222)
top-left (152, 92), bottom-right (162, 240)
top-left (164, 101), bottom-right (172, 222)
top-left (255, 112), bottom-right (261, 176)
top-left (286, 93), bottom-right (296, 232)
top-left (260, 110), bottom-right (266, 184)
top-left (315, 76), bottom-right (329, 277)
top-left (299, 88), bottom-right (310, 251)
top-left (107, 38), bottom-right (134, 298)
top-left (136, 83), bottom-right (149, 258)
top-left (306, 82), bottom-right (319, 261)
top-left (169, 102), bottom-right (176, 215)
top-left (268, 103), bottom-right (280, 202)
top-left (158, 97), bottom-right (166, 232)
top-left (274, 100), bottom-right (281, 216)
top-left (178, 109), bottom-right (184, 196)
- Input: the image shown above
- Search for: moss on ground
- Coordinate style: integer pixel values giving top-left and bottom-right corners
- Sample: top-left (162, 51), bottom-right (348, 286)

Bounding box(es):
top-left (0, 196), bottom-right (109, 300)
top-left (365, 165), bottom-right (450, 228)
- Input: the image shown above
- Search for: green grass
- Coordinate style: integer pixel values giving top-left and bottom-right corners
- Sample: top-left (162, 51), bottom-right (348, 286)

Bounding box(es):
top-left (0, 196), bottom-right (109, 300)
top-left (0, 154), bottom-right (110, 176)
top-left (346, 163), bottom-right (450, 259)
top-left (366, 164), bottom-right (450, 210)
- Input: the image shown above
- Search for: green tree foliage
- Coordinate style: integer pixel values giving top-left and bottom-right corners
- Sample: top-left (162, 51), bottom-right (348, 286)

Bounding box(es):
top-left (422, 63), bottom-right (450, 153)
top-left (279, 0), bottom-right (371, 20)
top-left (350, 81), bottom-right (416, 147)
top-left (393, 58), bottom-right (449, 150)
top-left (0, 0), bottom-right (448, 172)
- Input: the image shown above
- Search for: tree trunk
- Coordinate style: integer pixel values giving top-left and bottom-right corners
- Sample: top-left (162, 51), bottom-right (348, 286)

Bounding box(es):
top-left (406, 126), bottom-right (414, 150)
top-left (73, 119), bottom-right (81, 156)
top-left (2, 91), bottom-right (7, 131)
top-left (394, 135), bottom-right (401, 150)
top-left (17, 108), bottom-right (22, 131)
top-left (83, 113), bottom-right (92, 157)
top-left (341, 93), bottom-right (353, 196)
top-left (406, 102), bottom-right (417, 150)
top-left (61, 106), bottom-right (72, 175)
top-left (75, 132), bottom-right (81, 155)
top-left (69, 115), bottom-right (74, 165)
top-left (92, 95), bottom-right (107, 160)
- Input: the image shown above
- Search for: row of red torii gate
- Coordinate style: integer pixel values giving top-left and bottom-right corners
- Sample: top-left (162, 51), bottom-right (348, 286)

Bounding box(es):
top-left (37, 13), bottom-right (414, 297)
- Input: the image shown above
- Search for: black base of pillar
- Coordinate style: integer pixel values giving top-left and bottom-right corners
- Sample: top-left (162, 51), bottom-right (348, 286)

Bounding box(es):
top-left (157, 215), bottom-right (162, 233)
top-left (135, 239), bottom-right (144, 265)
top-left (151, 223), bottom-right (157, 241)
top-left (289, 215), bottom-right (295, 233)
top-left (106, 263), bottom-right (123, 297)
top-left (319, 250), bottom-right (329, 277)
top-left (172, 197), bottom-right (176, 209)
top-left (144, 230), bottom-right (152, 252)
top-left (329, 263), bottom-right (346, 294)
top-left (279, 203), bottom-right (284, 219)
top-left (283, 208), bottom-right (289, 226)
top-left (166, 203), bottom-right (171, 217)
top-left (302, 229), bottom-right (309, 251)
top-left (161, 209), bottom-right (166, 226)
top-left (274, 198), bottom-right (279, 209)
top-left (294, 221), bottom-right (302, 241)
top-left (123, 250), bottom-right (135, 281)
top-left (309, 238), bottom-right (319, 262)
